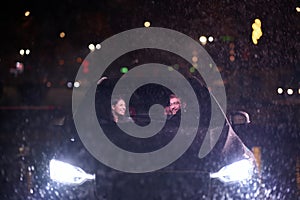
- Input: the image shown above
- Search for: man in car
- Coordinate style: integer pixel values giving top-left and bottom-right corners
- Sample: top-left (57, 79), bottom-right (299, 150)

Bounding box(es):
top-left (93, 77), bottom-right (259, 199)
top-left (168, 94), bottom-right (182, 115)
top-left (166, 93), bottom-right (189, 118)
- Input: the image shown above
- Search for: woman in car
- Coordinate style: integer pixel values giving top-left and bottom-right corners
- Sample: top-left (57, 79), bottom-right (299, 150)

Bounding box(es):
top-left (111, 96), bottom-right (133, 124)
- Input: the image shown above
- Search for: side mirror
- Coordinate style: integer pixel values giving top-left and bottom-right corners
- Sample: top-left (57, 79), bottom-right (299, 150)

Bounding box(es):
top-left (229, 111), bottom-right (251, 126)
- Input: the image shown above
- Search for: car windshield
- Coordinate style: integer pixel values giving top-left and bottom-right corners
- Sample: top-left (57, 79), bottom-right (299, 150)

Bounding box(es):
top-left (0, 0), bottom-right (299, 199)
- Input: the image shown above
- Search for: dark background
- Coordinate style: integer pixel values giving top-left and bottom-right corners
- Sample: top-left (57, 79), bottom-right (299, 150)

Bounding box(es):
top-left (0, 0), bottom-right (299, 199)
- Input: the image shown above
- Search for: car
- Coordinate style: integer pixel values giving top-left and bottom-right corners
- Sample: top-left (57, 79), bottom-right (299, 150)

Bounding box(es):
top-left (37, 76), bottom-right (261, 200)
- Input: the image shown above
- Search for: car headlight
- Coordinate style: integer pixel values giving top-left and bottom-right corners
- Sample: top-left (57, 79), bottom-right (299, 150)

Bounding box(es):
top-left (49, 159), bottom-right (95, 185)
top-left (210, 159), bottom-right (254, 183)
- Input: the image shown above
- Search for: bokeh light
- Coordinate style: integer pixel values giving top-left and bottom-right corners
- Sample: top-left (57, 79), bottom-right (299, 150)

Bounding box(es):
top-left (144, 21), bottom-right (151, 27)
top-left (189, 67), bottom-right (196, 73)
top-left (58, 59), bottom-right (65, 66)
top-left (76, 57), bottom-right (83, 63)
top-left (199, 36), bottom-right (207, 45)
top-left (192, 56), bottom-right (198, 63)
top-left (252, 18), bottom-right (262, 45)
top-left (88, 44), bottom-right (95, 51)
top-left (120, 67), bottom-right (128, 73)
top-left (25, 49), bottom-right (30, 55)
top-left (287, 88), bottom-right (293, 95)
top-left (277, 87), bottom-right (283, 94)
top-left (46, 81), bottom-right (52, 88)
top-left (24, 11), bottom-right (30, 17)
top-left (67, 82), bottom-right (73, 88)
top-left (19, 49), bottom-right (25, 56)
top-left (95, 44), bottom-right (101, 49)
top-left (59, 32), bottom-right (66, 38)
top-left (74, 81), bottom-right (80, 88)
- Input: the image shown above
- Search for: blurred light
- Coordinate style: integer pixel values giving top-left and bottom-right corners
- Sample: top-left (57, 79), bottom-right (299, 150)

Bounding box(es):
top-left (210, 159), bottom-right (254, 183)
top-left (189, 67), bottom-right (196, 73)
top-left (168, 66), bottom-right (174, 71)
top-left (46, 81), bottom-right (52, 88)
top-left (208, 36), bottom-right (214, 42)
top-left (287, 88), bottom-right (293, 95)
top-left (221, 35), bottom-right (234, 42)
top-left (67, 82), bottom-right (73, 88)
top-left (133, 58), bottom-right (139, 64)
top-left (144, 21), bottom-right (151, 27)
top-left (252, 146), bottom-right (262, 175)
top-left (252, 18), bottom-right (262, 45)
top-left (20, 49), bottom-right (25, 56)
top-left (76, 57), bottom-right (82, 63)
top-left (199, 36), bottom-right (207, 45)
top-left (12, 62), bottom-right (24, 75)
top-left (298, 88), bottom-right (300, 94)
top-left (192, 56), bottom-right (198, 63)
top-left (82, 60), bottom-right (89, 73)
top-left (25, 49), bottom-right (30, 55)
top-left (59, 32), bottom-right (66, 38)
top-left (88, 44), bottom-right (95, 51)
top-left (229, 42), bottom-right (235, 62)
top-left (24, 11), bottom-right (30, 17)
top-left (120, 67), bottom-right (128, 74)
top-left (73, 81), bottom-right (80, 88)
top-left (254, 18), bottom-right (261, 26)
top-left (95, 44), bottom-right (101, 49)
top-left (296, 7), bottom-right (300, 12)
top-left (58, 59), bottom-right (64, 65)
top-left (16, 62), bottom-right (24, 71)
top-left (277, 87), bottom-right (284, 94)
top-left (173, 64), bottom-right (179, 70)
top-left (49, 159), bottom-right (95, 185)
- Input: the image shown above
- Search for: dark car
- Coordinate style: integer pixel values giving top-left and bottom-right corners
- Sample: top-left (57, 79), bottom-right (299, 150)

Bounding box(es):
top-left (31, 75), bottom-right (260, 200)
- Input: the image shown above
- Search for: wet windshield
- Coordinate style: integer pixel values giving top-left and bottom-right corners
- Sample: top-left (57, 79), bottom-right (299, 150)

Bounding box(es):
top-left (0, 0), bottom-right (299, 199)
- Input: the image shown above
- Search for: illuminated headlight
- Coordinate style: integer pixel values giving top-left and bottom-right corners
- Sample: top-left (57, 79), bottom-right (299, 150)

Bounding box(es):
top-left (210, 159), bottom-right (254, 183)
top-left (49, 159), bottom-right (95, 185)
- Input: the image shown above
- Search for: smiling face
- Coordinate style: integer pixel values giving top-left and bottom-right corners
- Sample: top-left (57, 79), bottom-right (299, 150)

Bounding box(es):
top-left (112, 99), bottom-right (126, 116)
top-left (169, 96), bottom-right (181, 115)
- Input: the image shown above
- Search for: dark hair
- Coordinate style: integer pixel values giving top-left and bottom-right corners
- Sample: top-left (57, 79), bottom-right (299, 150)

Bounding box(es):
top-left (111, 96), bottom-right (125, 106)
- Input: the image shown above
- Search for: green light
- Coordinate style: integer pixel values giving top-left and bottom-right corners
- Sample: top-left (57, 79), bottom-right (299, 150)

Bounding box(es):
top-left (220, 35), bottom-right (234, 42)
top-left (189, 67), bottom-right (195, 73)
top-left (168, 66), bottom-right (174, 71)
top-left (120, 67), bottom-right (128, 73)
